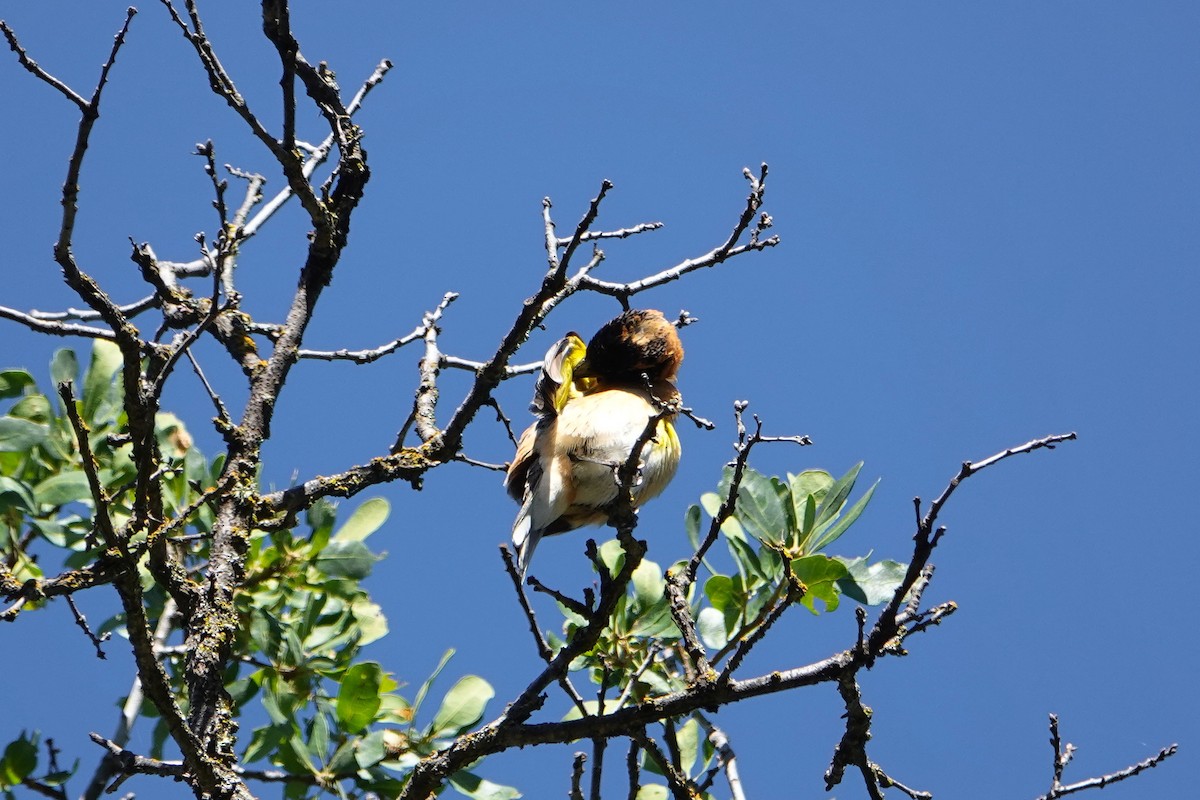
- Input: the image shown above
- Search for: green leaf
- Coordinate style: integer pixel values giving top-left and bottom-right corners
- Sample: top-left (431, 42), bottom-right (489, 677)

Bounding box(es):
top-left (561, 699), bottom-right (606, 721)
top-left (684, 504), bottom-right (701, 549)
top-left (351, 598), bottom-right (389, 646)
top-left (326, 739), bottom-right (358, 775)
top-left (314, 540), bottom-right (379, 579)
top-left (448, 770), bottom-right (522, 800)
top-left (676, 717), bottom-right (700, 776)
top-left (336, 662), bottom-right (384, 733)
top-left (0, 735), bottom-right (38, 788)
top-left (285, 729), bottom-right (318, 773)
top-left (802, 493), bottom-right (817, 538)
top-left (430, 676), bottom-right (494, 738)
top-left (333, 497), bottom-right (390, 542)
top-left (635, 785), bottom-right (668, 800)
top-left (684, 504), bottom-right (719, 576)
top-left (631, 558), bottom-right (664, 608)
top-left (8, 393), bottom-right (52, 425)
top-left (712, 573), bottom-right (743, 636)
top-left (150, 718), bottom-right (170, 761)
top-left (82, 340), bottom-right (123, 422)
top-left (306, 499), bottom-right (337, 539)
top-left (0, 477), bottom-right (36, 515)
top-left (791, 554), bottom-right (849, 614)
top-left (261, 679), bottom-right (293, 726)
top-left (813, 462), bottom-right (863, 529)
top-left (411, 648), bottom-right (454, 721)
top-left (597, 538), bottom-right (625, 577)
top-left (627, 599), bottom-right (678, 638)
top-left (33, 471), bottom-right (91, 508)
top-left (308, 711), bottom-right (330, 762)
top-left (243, 723), bottom-right (289, 764)
top-left (228, 673), bottom-right (260, 710)
top-left (704, 575), bottom-right (734, 613)
top-left (700, 492), bottom-right (746, 542)
top-left (836, 557), bottom-right (907, 605)
top-left (697, 606), bottom-right (728, 650)
top-left (809, 478), bottom-right (878, 553)
top-left (354, 730), bottom-right (388, 770)
top-left (49, 349), bottom-right (78, 393)
top-left (0, 418), bottom-right (49, 452)
top-left (789, 469), bottom-right (833, 524)
top-left (724, 532), bottom-right (765, 583)
top-left (0, 370), bottom-right (34, 400)
top-left (247, 608), bottom-right (284, 660)
top-left (734, 468), bottom-right (791, 544)
top-left (791, 554), bottom-right (848, 584)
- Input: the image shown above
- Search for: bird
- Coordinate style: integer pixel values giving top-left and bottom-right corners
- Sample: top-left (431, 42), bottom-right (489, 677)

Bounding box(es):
top-left (505, 309), bottom-right (684, 578)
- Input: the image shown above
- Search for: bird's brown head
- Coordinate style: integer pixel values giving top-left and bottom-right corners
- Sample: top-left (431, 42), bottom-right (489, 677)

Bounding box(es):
top-left (574, 309), bottom-right (684, 385)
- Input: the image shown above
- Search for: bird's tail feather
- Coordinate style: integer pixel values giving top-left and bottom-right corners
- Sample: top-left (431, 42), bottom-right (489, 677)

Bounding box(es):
top-left (512, 499), bottom-right (540, 580)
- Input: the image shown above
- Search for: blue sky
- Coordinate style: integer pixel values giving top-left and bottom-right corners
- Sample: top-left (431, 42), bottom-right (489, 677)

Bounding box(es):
top-left (1, 2), bottom-right (1196, 798)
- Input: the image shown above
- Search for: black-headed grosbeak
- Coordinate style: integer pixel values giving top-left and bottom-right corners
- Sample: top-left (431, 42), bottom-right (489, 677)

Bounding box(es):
top-left (505, 309), bottom-right (684, 577)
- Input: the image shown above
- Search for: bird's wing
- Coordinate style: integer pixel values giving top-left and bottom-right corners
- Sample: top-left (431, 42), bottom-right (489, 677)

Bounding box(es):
top-left (530, 332), bottom-right (588, 416)
top-left (511, 425), bottom-right (573, 578)
top-left (508, 331), bottom-right (588, 539)
top-left (505, 422), bottom-right (537, 503)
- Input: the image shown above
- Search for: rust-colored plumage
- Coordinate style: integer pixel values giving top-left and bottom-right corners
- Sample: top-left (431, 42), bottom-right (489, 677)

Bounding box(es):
top-left (505, 310), bottom-right (684, 577)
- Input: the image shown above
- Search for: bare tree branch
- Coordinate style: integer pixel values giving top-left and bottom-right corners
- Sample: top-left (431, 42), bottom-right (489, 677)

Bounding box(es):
top-left (696, 713), bottom-right (747, 800)
top-left (0, 18), bottom-right (89, 108)
top-left (82, 600), bottom-right (178, 800)
top-left (1035, 714), bottom-right (1177, 800)
top-left (0, 306), bottom-right (118, 339)
top-left (865, 432), bottom-right (1078, 662)
top-left (64, 594), bottom-right (109, 660)
top-left (579, 164), bottom-right (779, 302)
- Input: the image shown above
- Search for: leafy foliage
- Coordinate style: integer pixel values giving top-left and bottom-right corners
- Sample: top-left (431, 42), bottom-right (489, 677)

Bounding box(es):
top-left (555, 463), bottom-right (904, 794)
top-left (0, 345), bottom-right (512, 800)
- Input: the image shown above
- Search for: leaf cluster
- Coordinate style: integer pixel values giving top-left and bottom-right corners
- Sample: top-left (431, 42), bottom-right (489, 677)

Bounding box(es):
top-left (0, 342), bottom-right (208, 586)
top-left (551, 462), bottom-right (904, 795)
top-left (0, 345), bottom-right (511, 800)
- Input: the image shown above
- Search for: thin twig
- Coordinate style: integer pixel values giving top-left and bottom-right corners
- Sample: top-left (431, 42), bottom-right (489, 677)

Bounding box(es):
top-left (297, 328), bottom-right (427, 362)
top-left (0, 19), bottom-right (89, 108)
top-left (64, 594), bottom-right (109, 660)
top-left (483, 397), bottom-right (519, 448)
top-left (527, 577), bottom-right (591, 619)
top-left (558, 221), bottom-right (663, 246)
top-left (82, 600), bottom-right (177, 800)
top-left (1035, 714), bottom-right (1176, 800)
top-left (625, 740), bottom-right (641, 800)
top-left (500, 546), bottom-right (553, 663)
top-left (161, 0), bottom-right (316, 215)
top-left (195, 140), bottom-right (229, 228)
top-left (579, 164), bottom-right (779, 302)
top-left (439, 356), bottom-right (541, 377)
top-left (58, 383), bottom-right (122, 554)
top-left (185, 349), bottom-right (232, 429)
top-left (27, 295), bottom-right (158, 322)
top-left (227, 165), bottom-right (267, 232)
top-left (412, 292), bottom-right (460, 443)
top-left (866, 433), bottom-right (1078, 662)
top-left (569, 752), bottom-right (587, 800)
top-left (696, 713), bottom-right (747, 800)
top-left (632, 730), bottom-right (695, 800)
top-left (611, 645), bottom-right (662, 712)
top-left (0, 306), bottom-right (118, 339)
top-left (452, 453), bottom-right (506, 472)
top-left (560, 180), bottom-right (614, 277)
